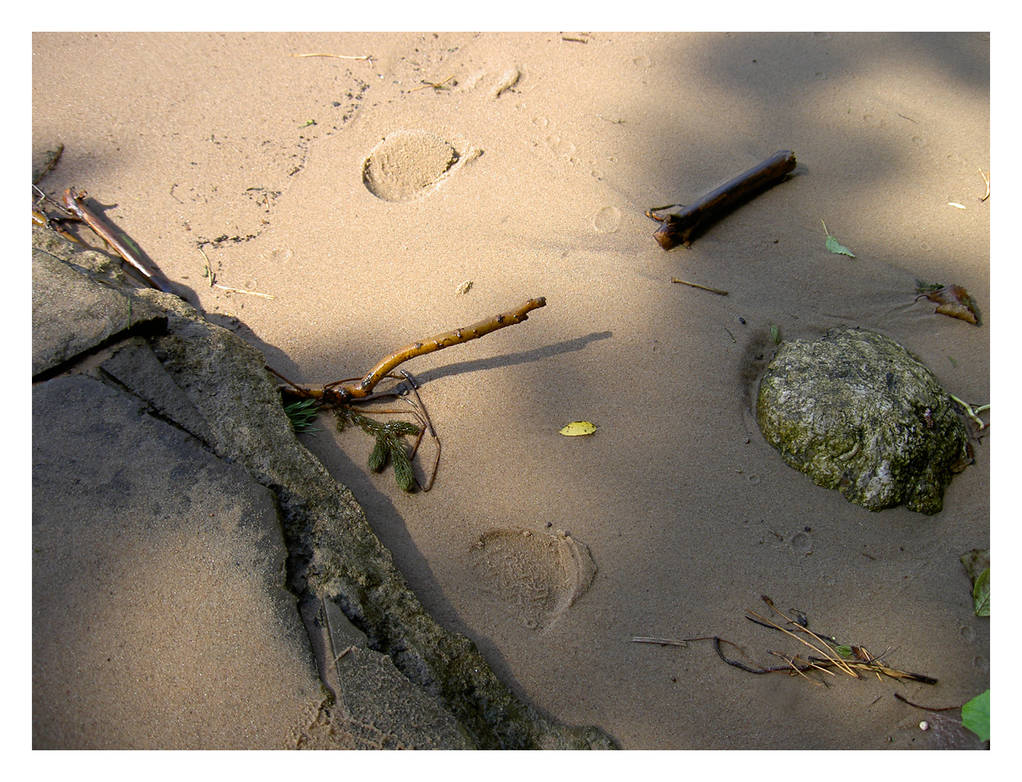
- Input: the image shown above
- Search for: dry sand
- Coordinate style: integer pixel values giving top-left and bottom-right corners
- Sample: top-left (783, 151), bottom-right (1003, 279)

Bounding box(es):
top-left (32, 32), bottom-right (989, 749)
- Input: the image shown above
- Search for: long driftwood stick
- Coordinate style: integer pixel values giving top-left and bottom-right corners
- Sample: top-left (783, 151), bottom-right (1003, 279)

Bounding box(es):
top-left (62, 188), bottom-right (177, 293)
top-left (647, 150), bottom-right (797, 250)
top-left (280, 297), bottom-right (547, 403)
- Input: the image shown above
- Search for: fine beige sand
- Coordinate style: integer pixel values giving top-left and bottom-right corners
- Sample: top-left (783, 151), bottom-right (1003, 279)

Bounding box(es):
top-left (32, 32), bottom-right (989, 749)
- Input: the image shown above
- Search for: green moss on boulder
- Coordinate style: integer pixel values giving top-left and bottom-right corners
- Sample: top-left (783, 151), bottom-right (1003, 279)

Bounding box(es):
top-left (756, 327), bottom-right (969, 514)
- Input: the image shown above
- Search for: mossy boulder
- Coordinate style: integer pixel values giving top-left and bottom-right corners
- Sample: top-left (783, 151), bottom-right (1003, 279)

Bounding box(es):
top-left (756, 327), bottom-right (969, 514)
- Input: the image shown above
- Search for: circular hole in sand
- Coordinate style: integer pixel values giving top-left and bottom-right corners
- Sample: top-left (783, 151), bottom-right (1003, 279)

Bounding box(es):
top-left (362, 129), bottom-right (461, 202)
top-left (592, 206), bottom-right (621, 233)
top-left (791, 531), bottom-right (813, 555)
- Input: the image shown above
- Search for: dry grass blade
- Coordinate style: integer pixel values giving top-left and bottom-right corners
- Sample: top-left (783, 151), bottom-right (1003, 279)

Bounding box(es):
top-left (978, 168), bottom-right (990, 201)
top-left (631, 636), bottom-right (690, 647)
top-left (290, 52), bottom-right (373, 62)
top-left (770, 651), bottom-right (826, 685)
top-left (747, 606), bottom-right (858, 678)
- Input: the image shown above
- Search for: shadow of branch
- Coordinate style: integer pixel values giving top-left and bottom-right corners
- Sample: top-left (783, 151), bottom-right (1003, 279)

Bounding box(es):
top-left (410, 330), bottom-right (613, 386)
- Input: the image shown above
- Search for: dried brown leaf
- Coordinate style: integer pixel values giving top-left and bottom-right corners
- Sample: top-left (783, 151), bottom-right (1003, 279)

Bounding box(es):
top-left (916, 283), bottom-right (981, 325)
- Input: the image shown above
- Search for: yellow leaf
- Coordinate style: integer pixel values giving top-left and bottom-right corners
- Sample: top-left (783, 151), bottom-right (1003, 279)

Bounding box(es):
top-left (559, 421), bottom-right (597, 436)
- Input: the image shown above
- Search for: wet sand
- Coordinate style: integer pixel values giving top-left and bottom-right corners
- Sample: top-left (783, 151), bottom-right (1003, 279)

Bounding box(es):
top-left (31, 32), bottom-right (990, 750)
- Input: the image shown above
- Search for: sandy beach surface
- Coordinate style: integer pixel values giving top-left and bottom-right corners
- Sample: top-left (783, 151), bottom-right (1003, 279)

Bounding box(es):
top-left (32, 32), bottom-right (989, 749)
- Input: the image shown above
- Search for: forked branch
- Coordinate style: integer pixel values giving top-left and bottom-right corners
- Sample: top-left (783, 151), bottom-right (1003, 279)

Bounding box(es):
top-left (279, 297), bottom-right (547, 404)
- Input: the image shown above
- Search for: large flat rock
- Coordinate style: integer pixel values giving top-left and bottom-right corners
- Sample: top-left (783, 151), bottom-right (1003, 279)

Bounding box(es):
top-left (32, 375), bottom-right (328, 748)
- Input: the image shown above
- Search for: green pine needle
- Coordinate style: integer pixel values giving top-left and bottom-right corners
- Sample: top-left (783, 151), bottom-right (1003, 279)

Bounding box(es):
top-left (283, 398), bottom-right (322, 433)
top-left (335, 407), bottom-right (421, 491)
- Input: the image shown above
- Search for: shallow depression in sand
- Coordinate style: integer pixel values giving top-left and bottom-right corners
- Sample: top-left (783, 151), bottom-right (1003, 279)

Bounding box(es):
top-left (470, 528), bottom-right (597, 631)
top-left (362, 129), bottom-right (462, 202)
top-left (592, 206), bottom-right (622, 233)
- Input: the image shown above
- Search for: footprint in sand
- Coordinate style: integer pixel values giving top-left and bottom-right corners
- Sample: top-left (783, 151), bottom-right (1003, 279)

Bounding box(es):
top-left (470, 527), bottom-right (596, 631)
top-left (362, 129), bottom-right (478, 202)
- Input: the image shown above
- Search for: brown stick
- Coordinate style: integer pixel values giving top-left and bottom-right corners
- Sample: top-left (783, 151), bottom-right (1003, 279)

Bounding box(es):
top-left (647, 150), bottom-right (797, 250)
top-left (670, 277), bottom-right (729, 295)
top-left (286, 298), bottom-right (547, 403)
top-left (62, 188), bottom-right (176, 293)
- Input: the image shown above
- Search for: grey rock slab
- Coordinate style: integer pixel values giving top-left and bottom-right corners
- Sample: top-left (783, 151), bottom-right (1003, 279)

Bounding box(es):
top-left (98, 337), bottom-right (214, 444)
top-left (32, 242), bottom-right (166, 378)
top-left (300, 597), bottom-right (472, 749)
top-left (756, 326), bottom-right (970, 514)
top-left (32, 374), bottom-right (326, 749)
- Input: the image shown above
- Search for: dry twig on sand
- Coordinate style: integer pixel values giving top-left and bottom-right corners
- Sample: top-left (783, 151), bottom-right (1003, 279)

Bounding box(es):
top-left (290, 52), bottom-right (374, 64)
top-left (671, 277), bottom-right (729, 295)
top-left (633, 594), bottom-right (937, 686)
top-left (269, 298), bottom-right (546, 492)
top-left (277, 298), bottom-right (546, 404)
top-left (646, 150), bottom-right (797, 249)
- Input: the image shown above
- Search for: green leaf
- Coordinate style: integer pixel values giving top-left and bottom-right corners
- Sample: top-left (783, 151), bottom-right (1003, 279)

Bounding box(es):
top-left (961, 549), bottom-right (990, 616)
top-left (834, 644), bottom-right (854, 659)
top-left (972, 567), bottom-right (990, 616)
top-left (821, 219), bottom-right (855, 257)
top-left (961, 689), bottom-right (990, 741)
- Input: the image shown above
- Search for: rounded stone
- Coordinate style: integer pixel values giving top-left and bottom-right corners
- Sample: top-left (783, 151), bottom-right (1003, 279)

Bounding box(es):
top-left (756, 326), bottom-right (969, 514)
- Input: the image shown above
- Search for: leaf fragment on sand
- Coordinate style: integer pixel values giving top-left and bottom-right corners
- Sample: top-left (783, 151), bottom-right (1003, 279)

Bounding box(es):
top-left (972, 567), bottom-right (990, 617)
top-left (960, 548), bottom-right (990, 616)
top-left (961, 689), bottom-right (990, 741)
top-left (821, 219), bottom-right (856, 257)
top-left (559, 421), bottom-right (597, 436)
top-left (915, 281), bottom-right (981, 325)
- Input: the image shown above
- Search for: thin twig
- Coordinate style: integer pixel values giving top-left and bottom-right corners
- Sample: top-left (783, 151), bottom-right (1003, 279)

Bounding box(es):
top-left (213, 282), bottom-right (275, 296)
top-left (33, 143), bottom-right (64, 185)
top-left (759, 596), bottom-right (858, 677)
top-left (398, 370), bottom-right (441, 492)
top-left (198, 246), bottom-right (216, 287)
top-left (749, 601), bottom-right (858, 678)
top-left (894, 692), bottom-right (960, 712)
top-left (410, 76), bottom-right (455, 92)
top-left (671, 277), bottom-right (729, 295)
top-left (290, 52), bottom-right (373, 64)
top-left (334, 645), bottom-right (353, 664)
top-left (978, 168), bottom-right (990, 202)
top-left (631, 636), bottom-right (690, 647)
top-left (198, 247), bottom-right (274, 298)
top-left (62, 188), bottom-right (175, 294)
top-left (770, 651), bottom-right (827, 685)
top-left (331, 298), bottom-right (547, 402)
